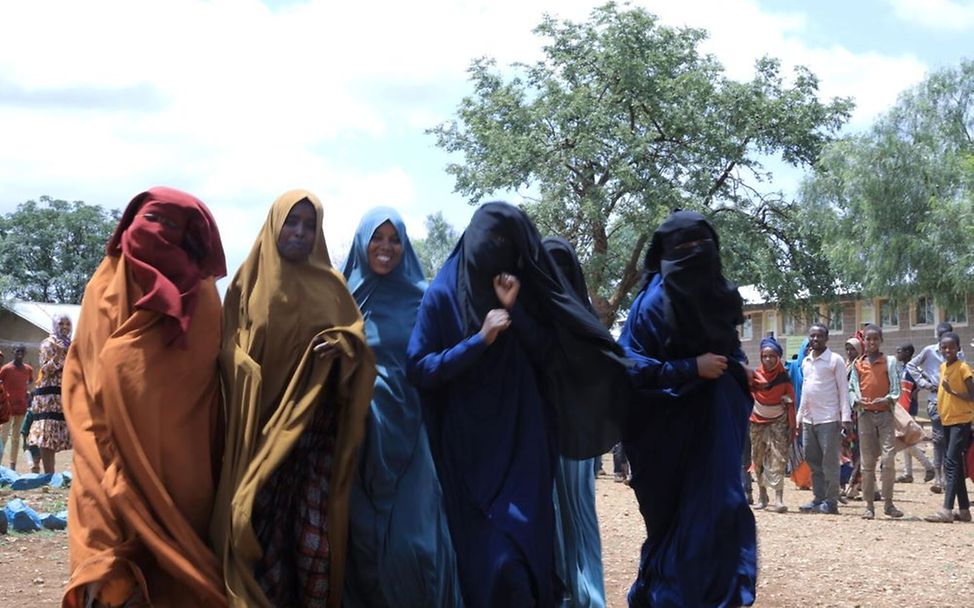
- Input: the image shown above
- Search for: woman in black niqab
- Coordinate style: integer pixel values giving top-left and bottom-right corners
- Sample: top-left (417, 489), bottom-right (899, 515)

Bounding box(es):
top-left (618, 210), bottom-right (756, 607)
top-left (407, 202), bottom-right (628, 608)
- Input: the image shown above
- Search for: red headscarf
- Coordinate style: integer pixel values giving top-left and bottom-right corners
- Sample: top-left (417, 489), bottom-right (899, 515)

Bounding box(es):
top-left (106, 187), bottom-right (226, 347)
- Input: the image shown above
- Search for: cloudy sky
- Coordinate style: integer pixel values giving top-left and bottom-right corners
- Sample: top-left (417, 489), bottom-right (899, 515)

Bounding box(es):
top-left (0, 0), bottom-right (970, 278)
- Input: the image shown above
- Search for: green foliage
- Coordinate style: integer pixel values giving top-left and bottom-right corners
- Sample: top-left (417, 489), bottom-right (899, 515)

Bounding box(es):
top-left (430, 2), bottom-right (852, 323)
top-left (801, 61), bottom-right (974, 305)
top-left (413, 211), bottom-right (460, 279)
top-left (0, 196), bottom-right (120, 304)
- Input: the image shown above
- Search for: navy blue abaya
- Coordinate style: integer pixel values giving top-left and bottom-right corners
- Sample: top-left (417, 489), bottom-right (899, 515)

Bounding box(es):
top-left (620, 274), bottom-right (757, 607)
top-left (407, 256), bottom-right (557, 608)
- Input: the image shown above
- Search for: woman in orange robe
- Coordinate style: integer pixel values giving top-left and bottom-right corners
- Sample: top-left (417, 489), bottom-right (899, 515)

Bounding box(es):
top-left (62, 187), bottom-right (228, 607)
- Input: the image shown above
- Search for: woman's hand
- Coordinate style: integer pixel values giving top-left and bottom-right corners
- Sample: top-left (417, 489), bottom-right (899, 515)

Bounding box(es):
top-left (493, 273), bottom-right (520, 310)
top-left (479, 308), bottom-right (511, 345)
top-left (696, 353), bottom-right (727, 379)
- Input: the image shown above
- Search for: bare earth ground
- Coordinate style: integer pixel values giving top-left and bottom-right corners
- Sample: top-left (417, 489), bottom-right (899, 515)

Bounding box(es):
top-left (3, 449), bottom-right (974, 607)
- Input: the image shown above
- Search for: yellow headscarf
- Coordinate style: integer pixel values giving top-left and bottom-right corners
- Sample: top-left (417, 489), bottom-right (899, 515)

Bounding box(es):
top-left (211, 189), bottom-right (375, 608)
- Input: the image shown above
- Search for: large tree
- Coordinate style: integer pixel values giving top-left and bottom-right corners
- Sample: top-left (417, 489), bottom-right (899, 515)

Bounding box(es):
top-left (801, 61), bottom-right (974, 304)
top-left (0, 196), bottom-right (120, 303)
top-left (430, 3), bottom-right (852, 324)
top-left (413, 211), bottom-right (460, 279)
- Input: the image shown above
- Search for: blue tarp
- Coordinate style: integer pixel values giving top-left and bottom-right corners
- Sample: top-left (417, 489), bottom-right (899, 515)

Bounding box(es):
top-left (4, 499), bottom-right (42, 532)
top-left (0, 467), bottom-right (71, 489)
top-left (40, 510), bottom-right (68, 530)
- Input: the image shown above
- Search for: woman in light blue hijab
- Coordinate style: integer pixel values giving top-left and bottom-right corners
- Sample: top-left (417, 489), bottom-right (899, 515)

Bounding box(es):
top-left (342, 207), bottom-right (463, 608)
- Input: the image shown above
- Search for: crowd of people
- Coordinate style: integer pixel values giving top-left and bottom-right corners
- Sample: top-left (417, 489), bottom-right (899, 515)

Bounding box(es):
top-left (0, 185), bottom-right (969, 608)
top-left (744, 321), bottom-right (973, 524)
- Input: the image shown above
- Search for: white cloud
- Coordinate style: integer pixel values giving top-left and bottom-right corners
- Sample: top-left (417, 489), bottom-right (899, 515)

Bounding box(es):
top-left (645, 0), bottom-right (928, 128)
top-left (0, 0), bottom-right (941, 267)
top-left (886, 0), bottom-right (974, 31)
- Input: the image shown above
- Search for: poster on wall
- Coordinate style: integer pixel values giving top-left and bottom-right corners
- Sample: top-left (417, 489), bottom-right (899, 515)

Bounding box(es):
top-left (785, 336), bottom-right (806, 362)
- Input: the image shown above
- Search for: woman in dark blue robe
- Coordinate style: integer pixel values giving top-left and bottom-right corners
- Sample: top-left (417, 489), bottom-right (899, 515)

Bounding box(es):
top-left (543, 237), bottom-right (606, 608)
top-left (407, 202), bottom-right (627, 608)
top-left (619, 211), bottom-right (757, 607)
top-left (342, 208), bottom-right (463, 607)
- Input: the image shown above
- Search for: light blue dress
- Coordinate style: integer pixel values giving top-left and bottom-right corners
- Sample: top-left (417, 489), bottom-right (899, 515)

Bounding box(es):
top-left (342, 207), bottom-right (463, 608)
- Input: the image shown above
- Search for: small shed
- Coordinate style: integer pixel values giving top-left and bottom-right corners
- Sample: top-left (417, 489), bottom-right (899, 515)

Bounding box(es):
top-left (0, 300), bottom-right (82, 369)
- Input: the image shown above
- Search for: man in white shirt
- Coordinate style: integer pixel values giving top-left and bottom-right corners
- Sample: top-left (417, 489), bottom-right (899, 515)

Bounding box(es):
top-left (906, 322), bottom-right (965, 493)
top-left (797, 323), bottom-right (851, 514)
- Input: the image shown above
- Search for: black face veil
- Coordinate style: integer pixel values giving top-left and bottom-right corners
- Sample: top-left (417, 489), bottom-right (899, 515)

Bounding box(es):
top-left (454, 202), bottom-right (631, 457)
top-left (643, 210), bottom-right (744, 362)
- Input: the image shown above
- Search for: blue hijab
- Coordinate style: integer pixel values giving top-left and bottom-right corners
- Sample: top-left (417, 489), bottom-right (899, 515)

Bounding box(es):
top-left (342, 208), bottom-right (462, 607)
top-left (343, 207), bottom-right (426, 323)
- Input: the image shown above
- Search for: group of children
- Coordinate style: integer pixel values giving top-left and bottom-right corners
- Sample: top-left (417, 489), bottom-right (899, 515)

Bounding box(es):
top-left (746, 321), bottom-right (974, 523)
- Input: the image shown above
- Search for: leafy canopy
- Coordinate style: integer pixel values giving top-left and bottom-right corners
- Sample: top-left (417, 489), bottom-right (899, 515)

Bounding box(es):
top-left (0, 196), bottom-right (120, 304)
top-left (430, 2), bottom-right (852, 323)
top-left (801, 60), bottom-right (974, 306)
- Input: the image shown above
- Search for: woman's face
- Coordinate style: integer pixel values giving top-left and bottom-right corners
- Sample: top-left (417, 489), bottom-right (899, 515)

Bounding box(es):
top-left (367, 221), bottom-right (403, 276)
top-left (845, 343), bottom-right (858, 361)
top-left (57, 318), bottom-right (72, 339)
top-left (760, 347), bottom-right (780, 371)
top-left (277, 200), bottom-right (317, 263)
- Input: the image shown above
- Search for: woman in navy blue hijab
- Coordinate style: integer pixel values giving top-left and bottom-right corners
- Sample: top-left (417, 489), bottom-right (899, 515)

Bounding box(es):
top-left (342, 208), bottom-right (463, 607)
top-left (544, 237), bottom-right (606, 608)
top-left (407, 202), bottom-right (627, 608)
top-left (619, 210), bottom-right (757, 607)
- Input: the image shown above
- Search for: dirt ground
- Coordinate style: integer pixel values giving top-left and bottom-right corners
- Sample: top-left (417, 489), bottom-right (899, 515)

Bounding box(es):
top-left (597, 453), bottom-right (974, 608)
top-left (2, 450), bottom-right (974, 607)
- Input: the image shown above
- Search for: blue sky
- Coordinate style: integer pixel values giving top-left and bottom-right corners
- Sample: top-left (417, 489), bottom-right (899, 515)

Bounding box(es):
top-left (0, 0), bottom-right (970, 278)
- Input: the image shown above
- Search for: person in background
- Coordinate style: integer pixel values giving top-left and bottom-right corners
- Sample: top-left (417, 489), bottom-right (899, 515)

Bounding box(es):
top-left (612, 443), bottom-right (630, 484)
top-left (749, 336), bottom-right (796, 513)
top-left (27, 314), bottom-right (73, 473)
top-left (894, 343), bottom-right (936, 484)
top-left (0, 345), bottom-right (34, 471)
top-left (907, 322), bottom-right (963, 494)
top-left (785, 337), bottom-right (811, 490)
top-left (923, 332), bottom-right (974, 523)
top-left (848, 324), bottom-right (903, 519)
top-left (0, 349), bottom-right (8, 451)
top-left (797, 323), bottom-right (851, 515)
top-left (544, 236), bottom-right (606, 608)
top-left (840, 334), bottom-right (863, 502)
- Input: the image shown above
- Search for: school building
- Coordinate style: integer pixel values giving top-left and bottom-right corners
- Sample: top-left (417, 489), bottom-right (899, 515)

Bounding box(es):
top-left (738, 287), bottom-right (974, 366)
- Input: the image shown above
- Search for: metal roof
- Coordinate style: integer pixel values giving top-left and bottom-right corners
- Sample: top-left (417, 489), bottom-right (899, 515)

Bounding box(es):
top-left (2, 300), bottom-right (82, 334)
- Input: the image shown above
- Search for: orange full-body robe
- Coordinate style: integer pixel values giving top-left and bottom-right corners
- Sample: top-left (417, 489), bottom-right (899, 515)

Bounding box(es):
top-left (63, 255), bottom-right (227, 607)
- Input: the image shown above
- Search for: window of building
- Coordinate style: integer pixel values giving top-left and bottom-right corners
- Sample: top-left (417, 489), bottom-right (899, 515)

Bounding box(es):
top-left (879, 300), bottom-right (899, 330)
top-left (764, 311), bottom-right (777, 337)
top-left (859, 300), bottom-right (875, 325)
top-left (942, 300), bottom-right (968, 326)
top-left (821, 302), bottom-right (844, 333)
top-left (782, 311), bottom-right (801, 336)
top-left (914, 296), bottom-right (934, 327)
top-left (739, 314), bottom-right (753, 341)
